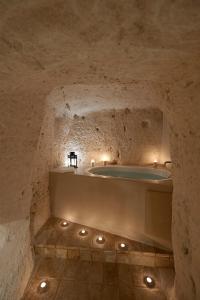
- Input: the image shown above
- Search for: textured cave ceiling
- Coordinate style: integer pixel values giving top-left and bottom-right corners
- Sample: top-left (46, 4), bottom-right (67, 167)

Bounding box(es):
top-left (0, 0), bottom-right (200, 114)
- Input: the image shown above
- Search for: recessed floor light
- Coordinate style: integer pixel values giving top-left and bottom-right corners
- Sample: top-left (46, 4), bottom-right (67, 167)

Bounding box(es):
top-left (119, 242), bottom-right (128, 250)
top-left (144, 276), bottom-right (155, 288)
top-left (38, 280), bottom-right (48, 293)
top-left (96, 235), bottom-right (105, 244)
top-left (79, 229), bottom-right (88, 236)
top-left (60, 220), bottom-right (69, 227)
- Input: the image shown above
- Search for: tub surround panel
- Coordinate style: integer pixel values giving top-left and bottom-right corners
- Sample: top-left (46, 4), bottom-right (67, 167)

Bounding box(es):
top-left (50, 171), bottom-right (172, 249)
top-left (145, 191), bottom-right (172, 246)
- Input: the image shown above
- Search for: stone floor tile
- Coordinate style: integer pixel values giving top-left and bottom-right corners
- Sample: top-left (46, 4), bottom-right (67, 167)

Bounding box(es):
top-left (80, 248), bottom-right (92, 261)
top-left (43, 246), bottom-right (56, 258)
top-left (35, 246), bottom-right (45, 256)
top-left (67, 248), bottom-right (80, 259)
top-left (35, 257), bottom-right (65, 279)
top-left (132, 287), bottom-right (166, 300)
top-left (129, 251), bottom-right (144, 265)
top-left (35, 228), bottom-right (52, 246)
top-left (102, 284), bottom-right (119, 300)
top-left (104, 250), bottom-right (116, 263)
top-left (62, 260), bottom-right (80, 280)
top-left (119, 284), bottom-right (136, 300)
top-left (46, 230), bottom-right (60, 246)
top-left (155, 254), bottom-right (170, 267)
top-left (103, 262), bottom-right (118, 285)
top-left (22, 277), bottom-right (59, 300)
top-left (75, 261), bottom-right (92, 282)
top-left (142, 252), bottom-right (156, 267)
top-left (55, 280), bottom-right (89, 300)
top-left (89, 262), bottom-right (103, 284)
top-left (116, 252), bottom-right (131, 264)
top-left (131, 265), bottom-right (144, 287)
top-left (88, 283), bottom-right (102, 300)
top-left (91, 249), bottom-right (104, 262)
top-left (55, 247), bottom-right (67, 259)
top-left (118, 263), bottom-right (133, 288)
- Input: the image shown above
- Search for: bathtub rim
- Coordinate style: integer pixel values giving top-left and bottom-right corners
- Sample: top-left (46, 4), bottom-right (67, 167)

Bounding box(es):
top-left (86, 164), bottom-right (172, 184)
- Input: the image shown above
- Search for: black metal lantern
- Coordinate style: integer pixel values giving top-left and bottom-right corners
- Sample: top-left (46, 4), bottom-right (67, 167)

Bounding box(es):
top-left (68, 152), bottom-right (78, 168)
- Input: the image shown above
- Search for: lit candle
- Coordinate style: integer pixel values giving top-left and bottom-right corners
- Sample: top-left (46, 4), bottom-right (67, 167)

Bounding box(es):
top-left (101, 153), bottom-right (110, 166)
top-left (153, 159), bottom-right (158, 168)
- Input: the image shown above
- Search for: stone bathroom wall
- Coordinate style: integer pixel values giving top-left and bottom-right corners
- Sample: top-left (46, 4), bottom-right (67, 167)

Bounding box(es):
top-left (163, 84), bottom-right (200, 300)
top-left (160, 114), bottom-right (171, 164)
top-left (1, 1), bottom-right (200, 299)
top-left (0, 219), bottom-right (33, 300)
top-left (0, 90), bottom-right (54, 300)
top-left (53, 108), bottom-right (163, 168)
top-left (30, 106), bottom-right (54, 237)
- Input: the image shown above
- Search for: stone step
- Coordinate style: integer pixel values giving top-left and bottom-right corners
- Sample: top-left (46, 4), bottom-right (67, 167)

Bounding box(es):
top-left (34, 217), bottom-right (174, 268)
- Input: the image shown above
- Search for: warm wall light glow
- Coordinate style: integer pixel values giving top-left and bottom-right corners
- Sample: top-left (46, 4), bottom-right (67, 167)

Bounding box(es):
top-left (101, 153), bottom-right (110, 165)
top-left (101, 153), bottom-right (110, 161)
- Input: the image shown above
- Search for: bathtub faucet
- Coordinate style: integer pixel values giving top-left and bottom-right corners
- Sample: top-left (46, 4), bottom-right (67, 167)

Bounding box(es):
top-left (164, 161), bottom-right (172, 167)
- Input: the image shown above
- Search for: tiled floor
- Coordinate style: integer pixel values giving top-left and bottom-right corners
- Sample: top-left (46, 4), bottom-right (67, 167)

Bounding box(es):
top-left (22, 218), bottom-right (174, 299)
top-left (35, 217), bottom-right (159, 251)
top-left (23, 257), bottom-right (174, 299)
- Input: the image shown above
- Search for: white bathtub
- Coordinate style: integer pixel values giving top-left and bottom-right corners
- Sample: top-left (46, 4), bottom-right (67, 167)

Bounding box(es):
top-left (50, 167), bottom-right (172, 249)
top-left (88, 165), bottom-right (171, 182)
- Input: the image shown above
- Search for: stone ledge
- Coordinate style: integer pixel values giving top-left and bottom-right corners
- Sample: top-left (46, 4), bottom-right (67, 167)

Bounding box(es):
top-left (34, 245), bottom-right (174, 268)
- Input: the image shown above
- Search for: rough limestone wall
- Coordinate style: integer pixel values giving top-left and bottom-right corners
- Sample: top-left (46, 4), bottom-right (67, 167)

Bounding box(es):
top-left (0, 91), bottom-right (52, 300)
top-left (54, 108), bottom-right (163, 168)
top-left (0, 220), bottom-right (33, 300)
top-left (162, 83), bottom-right (200, 300)
top-left (30, 105), bottom-right (55, 237)
top-left (160, 114), bottom-right (171, 164)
